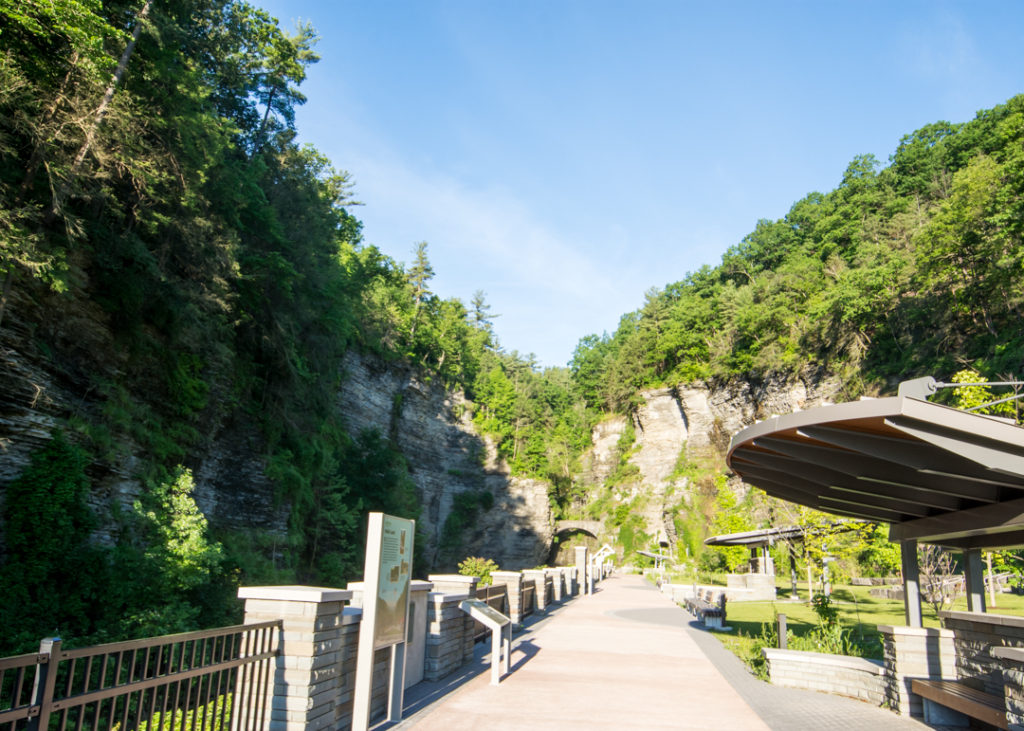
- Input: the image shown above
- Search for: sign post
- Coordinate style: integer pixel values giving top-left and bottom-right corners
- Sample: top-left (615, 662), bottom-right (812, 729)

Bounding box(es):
top-left (459, 599), bottom-right (511, 685)
top-left (353, 512), bottom-right (415, 731)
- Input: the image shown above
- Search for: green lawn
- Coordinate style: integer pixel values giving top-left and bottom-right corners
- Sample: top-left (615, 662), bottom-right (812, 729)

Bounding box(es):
top-left (706, 583), bottom-right (1024, 670)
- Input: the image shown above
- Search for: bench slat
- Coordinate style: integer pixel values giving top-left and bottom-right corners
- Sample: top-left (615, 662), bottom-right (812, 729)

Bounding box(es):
top-left (910, 679), bottom-right (1007, 730)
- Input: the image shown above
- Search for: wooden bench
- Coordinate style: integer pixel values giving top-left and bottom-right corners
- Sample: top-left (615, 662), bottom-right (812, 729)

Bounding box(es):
top-left (910, 678), bottom-right (1007, 729)
top-left (684, 596), bottom-right (724, 628)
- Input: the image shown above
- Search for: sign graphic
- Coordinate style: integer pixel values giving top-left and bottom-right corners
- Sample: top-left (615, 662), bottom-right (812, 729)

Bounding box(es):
top-left (374, 514), bottom-right (413, 649)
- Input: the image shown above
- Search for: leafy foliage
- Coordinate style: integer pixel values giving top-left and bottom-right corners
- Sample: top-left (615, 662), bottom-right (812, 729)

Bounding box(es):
top-left (458, 556), bottom-right (499, 586)
top-left (571, 96), bottom-right (1024, 406)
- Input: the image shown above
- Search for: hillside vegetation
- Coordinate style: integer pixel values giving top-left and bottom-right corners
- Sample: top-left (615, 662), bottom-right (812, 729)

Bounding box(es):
top-left (2, 0), bottom-right (1023, 653)
top-left (570, 99), bottom-right (1024, 411)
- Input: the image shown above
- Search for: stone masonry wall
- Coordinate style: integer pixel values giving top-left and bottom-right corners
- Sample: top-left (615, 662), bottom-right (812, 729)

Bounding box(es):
top-left (879, 624), bottom-right (957, 716)
top-left (940, 610), bottom-right (1024, 695)
top-left (424, 591), bottom-right (475, 682)
top-left (763, 648), bottom-right (887, 706)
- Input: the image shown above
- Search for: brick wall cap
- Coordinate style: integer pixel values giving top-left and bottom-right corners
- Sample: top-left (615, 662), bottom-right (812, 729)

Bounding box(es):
top-left (238, 586), bottom-right (351, 603)
top-left (428, 591), bottom-right (472, 601)
top-left (489, 571), bottom-right (523, 579)
top-left (877, 624), bottom-right (955, 637)
top-left (762, 648), bottom-right (885, 675)
top-left (347, 579), bottom-right (432, 592)
top-left (427, 574), bottom-right (478, 584)
top-left (940, 610), bottom-right (1024, 630)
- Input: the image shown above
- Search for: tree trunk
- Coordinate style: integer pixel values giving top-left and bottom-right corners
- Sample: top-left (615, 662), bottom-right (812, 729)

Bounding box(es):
top-left (51, 0), bottom-right (152, 219)
top-left (0, 267), bottom-right (14, 331)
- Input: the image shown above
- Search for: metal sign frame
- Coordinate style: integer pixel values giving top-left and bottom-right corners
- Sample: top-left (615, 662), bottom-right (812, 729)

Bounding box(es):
top-left (353, 512), bottom-right (415, 731)
top-left (459, 599), bottom-right (511, 685)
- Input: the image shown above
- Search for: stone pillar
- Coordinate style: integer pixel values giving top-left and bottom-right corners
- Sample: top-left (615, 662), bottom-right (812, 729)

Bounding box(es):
top-left (523, 570), bottom-right (548, 611)
top-left (965, 548), bottom-right (987, 613)
top-left (424, 590), bottom-right (475, 681)
top-left (545, 568), bottom-right (564, 602)
top-left (575, 546), bottom-right (589, 595)
top-left (490, 571), bottom-right (524, 624)
top-left (427, 573), bottom-right (480, 596)
top-left (900, 539), bottom-right (923, 628)
top-left (567, 566), bottom-right (578, 596)
top-left (238, 585), bottom-right (354, 731)
top-left (878, 624), bottom-right (957, 717)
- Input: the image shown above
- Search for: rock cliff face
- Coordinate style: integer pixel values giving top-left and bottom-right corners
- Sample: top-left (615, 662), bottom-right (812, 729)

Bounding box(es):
top-left (0, 292), bottom-right (290, 546)
top-left (0, 291), bottom-right (551, 569)
top-left (336, 352), bottom-right (553, 569)
top-left (586, 371), bottom-right (843, 546)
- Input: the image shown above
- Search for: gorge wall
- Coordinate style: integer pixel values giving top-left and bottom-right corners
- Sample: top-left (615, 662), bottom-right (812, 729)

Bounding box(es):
top-left (335, 352), bottom-right (553, 570)
top-left (584, 371), bottom-right (844, 551)
top-left (0, 292), bottom-right (553, 572)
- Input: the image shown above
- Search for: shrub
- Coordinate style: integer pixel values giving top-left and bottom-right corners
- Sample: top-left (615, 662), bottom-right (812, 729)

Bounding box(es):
top-left (458, 556), bottom-right (499, 586)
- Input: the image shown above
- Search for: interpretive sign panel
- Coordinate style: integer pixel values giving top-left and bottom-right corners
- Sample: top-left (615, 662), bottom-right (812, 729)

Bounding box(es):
top-left (353, 512), bottom-right (416, 731)
top-left (459, 599), bottom-right (511, 685)
top-left (460, 598), bottom-right (509, 628)
top-left (374, 514), bottom-right (414, 649)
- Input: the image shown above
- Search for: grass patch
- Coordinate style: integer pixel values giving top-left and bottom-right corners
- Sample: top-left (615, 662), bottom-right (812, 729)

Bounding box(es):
top-left (709, 582), bottom-right (1024, 671)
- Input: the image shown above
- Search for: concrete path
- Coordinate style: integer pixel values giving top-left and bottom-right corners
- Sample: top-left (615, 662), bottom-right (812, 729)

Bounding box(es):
top-left (392, 574), bottom-right (938, 731)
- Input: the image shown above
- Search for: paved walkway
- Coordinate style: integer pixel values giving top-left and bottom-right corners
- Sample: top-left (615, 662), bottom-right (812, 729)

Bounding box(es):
top-left (392, 574), bottom-right (938, 731)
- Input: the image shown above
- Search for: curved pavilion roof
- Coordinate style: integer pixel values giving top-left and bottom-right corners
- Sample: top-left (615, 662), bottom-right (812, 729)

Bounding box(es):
top-left (726, 394), bottom-right (1024, 550)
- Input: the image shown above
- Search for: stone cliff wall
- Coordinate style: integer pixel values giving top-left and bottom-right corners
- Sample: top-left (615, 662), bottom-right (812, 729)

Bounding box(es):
top-left (0, 296), bottom-right (290, 547)
top-left (586, 371), bottom-right (844, 549)
top-left (337, 352), bottom-right (552, 570)
top-left (1, 293), bottom-right (551, 570)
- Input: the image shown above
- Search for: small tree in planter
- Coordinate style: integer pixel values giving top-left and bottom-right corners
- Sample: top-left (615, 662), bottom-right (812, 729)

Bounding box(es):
top-left (458, 556), bottom-right (499, 586)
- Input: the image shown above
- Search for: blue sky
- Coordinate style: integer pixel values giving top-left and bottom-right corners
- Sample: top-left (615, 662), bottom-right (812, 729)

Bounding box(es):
top-left (256, 0), bottom-right (1024, 369)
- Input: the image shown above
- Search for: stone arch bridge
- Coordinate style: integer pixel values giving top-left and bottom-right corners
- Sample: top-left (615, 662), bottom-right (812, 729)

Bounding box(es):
top-left (554, 520), bottom-right (602, 539)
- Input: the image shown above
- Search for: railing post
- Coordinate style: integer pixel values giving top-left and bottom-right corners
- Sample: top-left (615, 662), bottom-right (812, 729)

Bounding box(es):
top-left (490, 571), bottom-right (524, 625)
top-left (28, 637), bottom-right (60, 731)
top-left (575, 546), bottom-right (589, 595)
top-left (523, 570), bottom-right (548, 612)
top-left (237, 586), bottom-right (353, 731)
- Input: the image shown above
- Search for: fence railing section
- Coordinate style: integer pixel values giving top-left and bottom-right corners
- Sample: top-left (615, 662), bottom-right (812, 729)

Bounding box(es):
top-left (472, 585), bottom-right (509, 642)
top-left (0, 620), bottom-right (280, 731)
top-left (521, 584), bottom-right (535, 619)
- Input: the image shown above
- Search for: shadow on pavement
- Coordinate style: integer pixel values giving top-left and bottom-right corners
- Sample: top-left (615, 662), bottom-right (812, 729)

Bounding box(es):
top-left (380, 600), bottom-right (567, 729)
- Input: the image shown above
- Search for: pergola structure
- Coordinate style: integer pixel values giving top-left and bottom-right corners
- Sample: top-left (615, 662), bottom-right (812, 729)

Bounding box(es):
top-left (704, 525), bottom-right (807, 575)
top-left (637, 549), bottom-right (673, 570)
top-left (727, 376), bottom-right (1024, 626)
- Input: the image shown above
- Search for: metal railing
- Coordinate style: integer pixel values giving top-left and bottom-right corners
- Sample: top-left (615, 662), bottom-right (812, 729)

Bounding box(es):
top-left (472, 585), bottom-right (508, 642)
top-left (521, 584), bottom-right (535, 619)
top-left (0, 620), bottom-right (280, 731)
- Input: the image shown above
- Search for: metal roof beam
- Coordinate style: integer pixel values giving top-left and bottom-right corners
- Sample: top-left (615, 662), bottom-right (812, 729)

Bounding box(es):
top-left (931, 529), bottom-right (1024, 551)
top-left (801, 424), bottom-right (1024, 490)
top-left (797, 425), bottom-right (1024, 486)
top-left (734, 448), bottom-right (963, 511)
top-left (888, 416), bottom-right (1024, 481)
top-left (754, 436), bottom-right (1000, 503)
top-left (735, 468), bottom-right (897, 523)
top-left (889, 495), bottom-right (1024, 543)
top-left (736, 461), bottom-right (931, 518)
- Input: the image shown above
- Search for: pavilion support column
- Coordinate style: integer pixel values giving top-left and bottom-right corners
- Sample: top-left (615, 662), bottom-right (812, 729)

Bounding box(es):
top-left (964, 548), bottom-right (987, 613)
top-left (901, 539), bottom-right (923, 628)
top-left (789, 545), bottom-right (798, 597)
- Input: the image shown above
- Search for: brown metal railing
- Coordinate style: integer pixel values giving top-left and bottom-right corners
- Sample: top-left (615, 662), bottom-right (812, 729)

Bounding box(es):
top-left (521, 584), bottom-right (535, 619)
top-left (0, 620), bottom-right (280, 731)
top-left (472, 585), bottom-right (508, 642)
